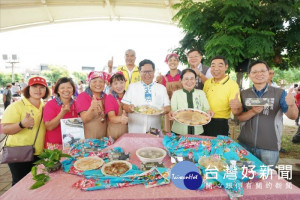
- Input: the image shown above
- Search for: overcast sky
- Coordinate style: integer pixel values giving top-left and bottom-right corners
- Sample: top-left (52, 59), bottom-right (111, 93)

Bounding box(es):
top-left (0, 20), bottom-right (185, 76)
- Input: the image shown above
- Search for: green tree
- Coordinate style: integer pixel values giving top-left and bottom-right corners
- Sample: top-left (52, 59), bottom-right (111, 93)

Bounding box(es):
top-left (72, 71), bottom-right (88, 83)
top-left (41, 65), bottom-right (69, 83)
top-left (0, 73), bottom-right (23, 87)
top-left (173, 0), bottom-right (300, 70)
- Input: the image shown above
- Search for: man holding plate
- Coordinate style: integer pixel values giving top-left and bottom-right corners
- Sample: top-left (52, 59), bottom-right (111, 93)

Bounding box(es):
top-left (122, 59), bottom-right (170, 133)
top-left (238, 60), bottom-right (298, 167)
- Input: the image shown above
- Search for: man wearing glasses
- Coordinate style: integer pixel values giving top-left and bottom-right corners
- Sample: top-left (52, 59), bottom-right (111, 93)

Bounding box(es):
top-left (122, 59), bottom-right (170, 133)
top-left (237, 60), bottom-right (298, 167)
top-left (187, 49), bottom-right (213, 90)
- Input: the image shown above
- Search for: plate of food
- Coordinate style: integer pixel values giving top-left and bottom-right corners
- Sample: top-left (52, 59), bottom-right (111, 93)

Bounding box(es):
top-left (134, 105), bottom-right (163, 115)
top-left (74, 156), bottom-right (104, 171)
top-left (101, 160), bottom-right (132, 176)
top-left (174, 108), bottom-right (211, 126)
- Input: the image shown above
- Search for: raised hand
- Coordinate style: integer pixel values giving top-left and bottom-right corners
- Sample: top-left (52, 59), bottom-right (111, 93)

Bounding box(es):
top-left (156, 73), bottom-right (163, 84)
top-left (191, 67), bottom-right (201, 77)
top-left (229, 93), bottom-right (242, 109)
top-left (22, 112), bottom-right (35, 129)
top-left (286, 88), bottom-right (296, 106)
top-left (120, 110), bottom-right (128, 125)
top-left (61, 104), bottom-right (70, 115)
top-left (108, 56), bottom-right (113, 69)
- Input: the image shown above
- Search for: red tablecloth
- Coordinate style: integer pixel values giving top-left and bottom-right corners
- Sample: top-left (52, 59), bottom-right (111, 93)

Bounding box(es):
top-left (1, 133), bottom-right (300, 200)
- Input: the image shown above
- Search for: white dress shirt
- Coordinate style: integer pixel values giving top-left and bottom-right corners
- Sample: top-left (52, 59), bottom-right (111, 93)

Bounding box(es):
top-left (122, 81), bottom-right (170, 133)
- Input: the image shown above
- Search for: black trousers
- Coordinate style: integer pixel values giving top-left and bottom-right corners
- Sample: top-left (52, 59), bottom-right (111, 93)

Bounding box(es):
top-left (203, 118), bottom-right (229, 137)
top-left (8, 155), bottom-right (39, 186)
top-left (4, 101), bottom-right (10, 110)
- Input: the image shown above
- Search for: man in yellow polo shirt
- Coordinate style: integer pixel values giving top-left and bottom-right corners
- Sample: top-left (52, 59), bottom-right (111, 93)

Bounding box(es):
top-left (203, 56), bottom-right (242, 136)
top-left (108, 49), bottom-right (141, 90)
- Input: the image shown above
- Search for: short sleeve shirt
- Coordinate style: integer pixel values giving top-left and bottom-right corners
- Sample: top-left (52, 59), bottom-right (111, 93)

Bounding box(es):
top-left (2, 98), bottom-right (45, 155)
top-left (43, 98), bottom-right (78, 145)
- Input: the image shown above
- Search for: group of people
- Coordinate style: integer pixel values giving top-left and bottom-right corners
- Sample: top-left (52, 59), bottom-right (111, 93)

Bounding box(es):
top-left (1, 48), bottom-right (298, 186)
top-left (2, 79), bottom-right (27, 109)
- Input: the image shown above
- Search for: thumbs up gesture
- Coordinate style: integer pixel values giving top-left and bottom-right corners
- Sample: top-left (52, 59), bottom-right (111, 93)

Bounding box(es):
top-left (108, 56), bottom-right (113, 72)
top-left (61, 104), bottom-right (70, 115)
top-left (229, 93), bottom-right (242, 109)
top-left (156, 73), bottom-right (163, 84)
top-left (22, 112), bottom-right (35, 129)
top-left (286, 88), bottom-right (296, 106)
top-left (120, 110), bottom-right (128, 125)
top-left (90, 95), bottom-right (102, 112)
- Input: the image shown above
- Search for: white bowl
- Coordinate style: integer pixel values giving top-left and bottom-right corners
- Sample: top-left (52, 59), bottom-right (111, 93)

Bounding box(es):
top-left (136, 147), bottom-right (167, 163)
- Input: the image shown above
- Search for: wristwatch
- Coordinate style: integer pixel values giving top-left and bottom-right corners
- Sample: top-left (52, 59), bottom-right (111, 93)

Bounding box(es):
top-left (19, 121), bottom-right (25, 129)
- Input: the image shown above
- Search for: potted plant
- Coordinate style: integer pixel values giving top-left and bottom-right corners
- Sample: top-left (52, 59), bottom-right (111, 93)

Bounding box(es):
top-left (30, 149), bottom-right (71, 189)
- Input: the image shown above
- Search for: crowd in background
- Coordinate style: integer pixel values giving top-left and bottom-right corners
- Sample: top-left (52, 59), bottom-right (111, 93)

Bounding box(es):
top-left (1, 49), bottom-right (299, 186)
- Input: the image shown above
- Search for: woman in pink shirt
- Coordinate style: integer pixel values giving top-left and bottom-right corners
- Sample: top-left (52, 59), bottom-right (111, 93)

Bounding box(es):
top-left (105, 72), bottom-right (128, 140)
top-left (43, 77), bottom-right (78, 150)
top-left (76, 71), bottom-right (108, 139)
top-left (156, 53), bottom-right (182, 132)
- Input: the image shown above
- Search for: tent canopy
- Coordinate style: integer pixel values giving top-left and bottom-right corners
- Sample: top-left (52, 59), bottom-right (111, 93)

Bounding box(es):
top-left (0, 0), bottom-right (196, 31)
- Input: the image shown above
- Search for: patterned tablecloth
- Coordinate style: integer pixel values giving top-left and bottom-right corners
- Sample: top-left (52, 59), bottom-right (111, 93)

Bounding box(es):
top-left (1, 133), bottom-right (300, 200)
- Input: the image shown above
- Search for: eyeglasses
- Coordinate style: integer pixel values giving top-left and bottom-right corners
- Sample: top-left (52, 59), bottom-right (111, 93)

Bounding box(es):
top-left (187, 56), bottom-right (200, 59)
top-left (182, 77), bottom-right (196, 82)
top-left (140, 71), bottom-right (154, 75)
top-left (250, 69), bottom-right (268, 75)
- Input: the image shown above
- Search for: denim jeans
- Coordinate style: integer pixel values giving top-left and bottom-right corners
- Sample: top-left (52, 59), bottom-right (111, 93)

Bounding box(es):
top-left (239, 143), bottom-right (279, 168)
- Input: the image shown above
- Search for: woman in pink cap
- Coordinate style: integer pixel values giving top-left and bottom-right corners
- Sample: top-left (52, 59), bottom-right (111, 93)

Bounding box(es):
top-left (76, 71), bottom-right (108, 138)
top-left (104, 72), bottom-right (128, 140)
top-left (43, 77), bottom-right (78, 150)
top-left (156, 53), bottom-right (182, 132)
top-left (1, 76), bottom-right (50, 185)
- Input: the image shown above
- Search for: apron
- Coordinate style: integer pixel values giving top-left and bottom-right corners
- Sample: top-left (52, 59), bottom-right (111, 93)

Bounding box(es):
top-left (107, 101), bottom-right (128, 140)
top-left (164, 76), bottom-right (182, 133)
top-left (84, 99), bottom-right (107, 139)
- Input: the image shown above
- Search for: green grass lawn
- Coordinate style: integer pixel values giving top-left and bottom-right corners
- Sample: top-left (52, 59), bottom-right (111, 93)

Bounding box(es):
top-left (229, 121), bottom-right (300, 159)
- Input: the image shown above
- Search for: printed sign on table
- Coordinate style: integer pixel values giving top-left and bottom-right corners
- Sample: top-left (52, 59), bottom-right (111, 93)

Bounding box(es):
top-left (61, 118), bottom-right (85, 149)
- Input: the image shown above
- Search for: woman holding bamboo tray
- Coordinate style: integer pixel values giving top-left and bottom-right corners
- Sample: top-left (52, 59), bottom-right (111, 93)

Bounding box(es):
top-left (169, 69), bottom-right (214, 135)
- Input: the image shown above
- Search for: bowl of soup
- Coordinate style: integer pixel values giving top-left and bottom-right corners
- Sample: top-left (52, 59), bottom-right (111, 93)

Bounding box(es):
top-left (136, 147), bottom-right (167, 163)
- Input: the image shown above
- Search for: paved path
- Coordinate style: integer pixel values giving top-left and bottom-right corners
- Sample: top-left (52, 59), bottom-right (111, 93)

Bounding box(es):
top-left (0, 104), bottom-right (299, 196)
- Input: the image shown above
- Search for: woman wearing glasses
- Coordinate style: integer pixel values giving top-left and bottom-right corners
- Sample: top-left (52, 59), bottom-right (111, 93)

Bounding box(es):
top-left (169, 69), bottom-right (213, 135)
